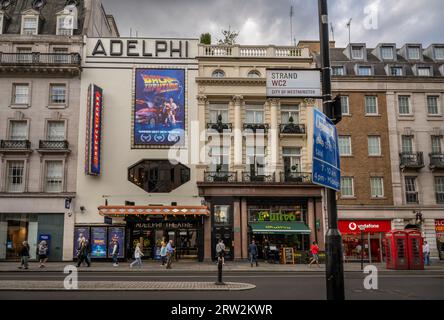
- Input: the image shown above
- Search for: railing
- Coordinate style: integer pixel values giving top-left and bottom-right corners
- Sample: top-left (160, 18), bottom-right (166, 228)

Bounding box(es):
top-left (0, 53), bottom-right (81, 66)
top-left (203, 171), bottom-right (238, 183)
top-left (242, 172), bottom-right (276, 183)
top-left (280, 172), bottom-right (312, 184)
top-left (243, 123), bottom-right (269, 133)
top-left (429, 153), bottom-right (444, 168)
top-left (0, 140), bottom-right (31, 149)
top-left (399, 152), bottom-right (424, 168)
top-left (206, 122), bottom-right (233, 133)
top-left (39, 140), bottom-right (69, 150)
top-left (406, 192), bottom-right (419, 204)
top-left (280, 123), bottom-right (306, 134)
top-left (198, 45), bottom-right (308, 58)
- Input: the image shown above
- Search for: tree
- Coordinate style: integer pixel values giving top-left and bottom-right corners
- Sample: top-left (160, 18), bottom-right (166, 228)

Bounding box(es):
top-left (217, 26), bottom-right (239, 45)
top-left (200, 33), bottom-right (212, 45)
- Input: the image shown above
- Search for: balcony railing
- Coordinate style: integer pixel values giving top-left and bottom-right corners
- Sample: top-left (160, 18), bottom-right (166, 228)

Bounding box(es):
top-left (203, 171), bottom-right (238, 183)
top-left (399, 152), bottom-right (424, 169)
top-left (280, 172), bottom-right (312, 184)
top-left (429, 153), bottom-right (444, 169)
top-left (280, 123), bottom-right (306, 134)
top-left (0, 53), bottom-right (81, 66)
top-left (243, 123), bottom-right (269, 133)
top-left (39, 140), bottom-right (69, 150)
top-left (436, 192), bottom-right (444, 204)
top-left (206, 122), bottom-right (233, 133)
top-left (242, 172), bottom-right (276, 183)
top-left (198, 45), bottom-right (309, 59)
top-left (406, 192), bottom-right (419, 204)
top-left (0, 140), bottom-right (31, 150)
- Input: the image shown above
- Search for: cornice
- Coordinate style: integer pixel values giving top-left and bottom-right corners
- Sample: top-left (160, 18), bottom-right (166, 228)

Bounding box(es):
top-left (196, 77), bottom-right (266, 86)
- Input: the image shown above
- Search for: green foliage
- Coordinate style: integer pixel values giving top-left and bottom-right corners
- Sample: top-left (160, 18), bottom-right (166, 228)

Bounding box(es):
top-left (200, 33), bottom-right (212, 45)
top-left (217, 26), bottom-right (239, 45)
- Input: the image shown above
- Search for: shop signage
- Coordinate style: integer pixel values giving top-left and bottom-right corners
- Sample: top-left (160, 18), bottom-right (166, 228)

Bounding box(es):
top-left (312, 108), bottom-right (341, 191)
top-left (257, 210), bottom-right (300, 222)
top-left (91, 227), bottom-right (107, 258)
top-left (435, 219), bottom-right (444, 236)
top-left (85, 84), bottom-right (103, 176)
top-left (266, 69), bottom-right (321, 98)
top-left (339, 220), bottom-right (391, 235)
top-left (134, 221), bottom-right (198, 229)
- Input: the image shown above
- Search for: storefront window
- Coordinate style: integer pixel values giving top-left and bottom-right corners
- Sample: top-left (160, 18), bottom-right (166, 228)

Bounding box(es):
top-left (214, 205), bottom-right (230, 225)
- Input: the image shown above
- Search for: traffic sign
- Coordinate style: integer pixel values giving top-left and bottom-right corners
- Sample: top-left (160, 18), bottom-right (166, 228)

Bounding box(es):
top-left (312, 108), bottom-right (341, 191)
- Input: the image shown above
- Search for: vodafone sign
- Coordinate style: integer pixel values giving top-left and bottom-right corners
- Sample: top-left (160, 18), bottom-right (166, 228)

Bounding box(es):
top-left (339, 220), bottom-right (391, 234)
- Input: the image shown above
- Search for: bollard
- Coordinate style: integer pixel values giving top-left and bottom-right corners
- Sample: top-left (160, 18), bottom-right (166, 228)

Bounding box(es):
top-left (215, 254), bottom-right (225, 285)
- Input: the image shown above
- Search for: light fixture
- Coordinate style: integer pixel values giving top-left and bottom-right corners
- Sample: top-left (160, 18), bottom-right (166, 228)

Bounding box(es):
top-left (80, 206), bottom-right (86, 213)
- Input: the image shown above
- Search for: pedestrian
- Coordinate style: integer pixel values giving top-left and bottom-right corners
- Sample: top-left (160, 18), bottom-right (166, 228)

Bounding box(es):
top-left (130, 243), bottom-right (143, 268)
top-left (38, 240), bottom-right (49, 268)
top-left (85, 237), bottom-right (92, 266)
top-left (166, 240), bottom-right (175, 269)
top-left (18, 241), bottom-right (30, 270)
top-left (248, 240), bottom-right (258, 267)
top-left (160, 241), bottom-right (167, 266)
top-left (111, 239), bottom-right (120, 267)
top-left (423, 240), bottom-right (431, 266)
top-left (216, 239), bottom-right (226, 265)
top-left (76, 239), bottom-right (90, 267)
top-left (308, 241), bottom-right (321, 268)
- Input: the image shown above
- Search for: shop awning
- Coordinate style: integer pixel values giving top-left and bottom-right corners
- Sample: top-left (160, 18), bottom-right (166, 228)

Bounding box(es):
top-left (98, 205), bottom-right (209, 217)
top-left (250, 222), bottom-right (311, 235)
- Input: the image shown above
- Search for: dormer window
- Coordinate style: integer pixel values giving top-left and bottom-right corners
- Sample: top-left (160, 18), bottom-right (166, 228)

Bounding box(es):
top-left (351, 46), bottom-right (364, 60)
top-left (435, 47), bottom-right (444, 60)
top-left (22, 16), bottom-right (38, 35)
top-left (390, 66), bottom-right (403, 76)
top-left (417, 66), bottom-right (431, 77)
top-left (357, 66), bottom-right (372, 76)
top-left (407, 46), bottom-right (421, 60)
top-left (57, 15), bottom-right (73, 36)
top-left (332, 66), bottom-right (345, 76)
top-left (381, 46), bottom-right (394, 60)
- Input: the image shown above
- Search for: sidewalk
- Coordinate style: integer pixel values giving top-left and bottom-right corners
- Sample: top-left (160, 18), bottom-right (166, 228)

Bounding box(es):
top-left (1, 260), bottom-right (444, 272)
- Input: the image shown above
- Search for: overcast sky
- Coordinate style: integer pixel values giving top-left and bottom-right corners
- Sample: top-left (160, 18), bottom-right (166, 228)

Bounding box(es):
top-left (102, 0), bottom-right (444, 47)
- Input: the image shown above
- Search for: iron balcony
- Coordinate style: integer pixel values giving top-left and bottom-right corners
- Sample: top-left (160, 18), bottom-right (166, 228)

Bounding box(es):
top-left (399, 152), bottom-right (424, 169)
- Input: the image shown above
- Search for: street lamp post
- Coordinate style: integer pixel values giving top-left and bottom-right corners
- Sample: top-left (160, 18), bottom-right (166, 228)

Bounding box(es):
top-left (359, 226), bottom-right (365, 271)
top-left (318, 0), bottom-right (345, 300)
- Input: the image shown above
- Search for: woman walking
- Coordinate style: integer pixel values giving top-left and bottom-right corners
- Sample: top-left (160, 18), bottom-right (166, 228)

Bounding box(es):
top-left (38, 240), bottom-right (49, 268)
top-left (160, 241), bottom-right (167, 266)
top-left (130, 243), bottom-right (144, 268)
top-left (308, 241), bottom-right (321, 268)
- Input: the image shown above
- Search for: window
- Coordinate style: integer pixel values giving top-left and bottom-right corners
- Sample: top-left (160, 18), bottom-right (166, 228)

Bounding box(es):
top-left (47, 121), bottom-right (65, 141)
top-left (436, 177), bottom-right (444, 204)
top-left (417, 67), bottom-right (431, 76)
top-left (53, 47), bottom-right (69, 64)
top-left (407, 47), bottom-right (420, 60)
top-left (50, 84), bottom-right (67, 104)
top-left (247, 70), bottom-right (261, 78)
top-left (370, 177), bottom-right (384, 198)
top-left (283, 147), bottom-right (301, 173)
top-left (22, 17), bottom-right (38, 35)
top-left (435, 47), bottom-right (444, 60)
top-left (6, 161), bottom-right (25, 192)
top-left (365, 96), bottom-right (378, 115)
top-left (246, 105), bottom-right (264, 124)
top-left (209, 146), bottom-right (230, 172)
top-left (431, 136), bottom-right (443, 154)
top-left (9, 121), bottom-right (28, 140)
top-left (45, 161), bottom-right (63, 193)
top-left (427, 96), bottom-right (440, 115)
top-left (340, 96), bottom-right (349, 115)
top-left (401, 135), bottom-right (414, 153)
top-left (398, 96), bottom-right (411, 115)
top-left (340, 177), bottom-right (354, 197)
top-left (381, 47), bottom-right (394, 60)
top-left (246, 145), bottom-right (265, 176)
top-left (212, 69), bottom-right (225, 78)
top-left (57, 15), bottom-right (73, 36)
top-left (332, 66), bottom-right (345, 76)
top-left (358, 66), bottom-right (372, 76)
top-left (281, 105), bottom-right (300, 123)
top-left (368, 136), bottom-right (381, 156)
top-left (351, 46), bottom-right (364, 59)
top-left (214, 205), bottom-right (230, 225)
top-left (405, 177), bottom-right (418, 204)
top-left (209, 104), bottom-right (229, 123)
top-left (13, 84), bottom-right (29, 105)
top-left (390, 67), bottom-right (403, 76)
top-left (17, 47), bottom-right (32, 63)
top-left (339, 136), bottom-right (352, 156)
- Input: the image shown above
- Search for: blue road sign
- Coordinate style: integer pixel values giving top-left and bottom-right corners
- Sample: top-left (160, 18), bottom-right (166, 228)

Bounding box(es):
top-left (312, 108), bottom-right (341, 191)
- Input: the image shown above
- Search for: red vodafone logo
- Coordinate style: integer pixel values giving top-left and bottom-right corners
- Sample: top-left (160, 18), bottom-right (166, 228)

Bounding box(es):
top-left (349, 222), bottom-right (357, 231)
top-left (339, 220), bottom-right (392, 234)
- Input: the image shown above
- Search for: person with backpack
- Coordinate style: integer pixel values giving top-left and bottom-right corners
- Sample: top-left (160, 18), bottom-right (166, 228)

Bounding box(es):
top-left (18, 241), bottom-right (30, 270)
top-left (130, 243), bottom-right (144, 268)
top-left (38, 240), bottom-right (49, 268)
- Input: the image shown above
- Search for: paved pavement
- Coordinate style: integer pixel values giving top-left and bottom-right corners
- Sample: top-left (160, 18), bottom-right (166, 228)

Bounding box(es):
top-left (1, 260), bottom-right (443, 272)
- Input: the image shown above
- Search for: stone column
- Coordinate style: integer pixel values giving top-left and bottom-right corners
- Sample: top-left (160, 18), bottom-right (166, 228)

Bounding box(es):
top-left (268, 98), bottom-right (280, 179)
top-left (232, 95), bottom-right (244, 177)
top-left (307, 198), bottom-right (316, 244)
top-left (241, 198), bottom-right (248, 259)
top-left (233, 199), bottom-right (241, 260)
top-left (196, 95), bottom-right (208, 181)
top-left (204, 215), bottom-right (212, 261)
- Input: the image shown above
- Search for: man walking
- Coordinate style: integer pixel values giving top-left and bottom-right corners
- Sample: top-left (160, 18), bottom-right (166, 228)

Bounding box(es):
top-left (111, 239), bottom-right (120, 267)
top-left (76, 239), bottom-right (90, 267)
top-left (423, 240), bottom-right (431, 266)
top-left (18, 241), bottom-right (30, 270)
top-left (248, 240), bottom-right (258, 267)
top-left (216, 239), bottom-right (226, 265)
top-left (166, 240), bottom-right (175, 269)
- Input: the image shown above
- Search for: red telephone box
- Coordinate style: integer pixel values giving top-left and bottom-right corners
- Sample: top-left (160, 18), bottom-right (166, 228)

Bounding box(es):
top-left (384, 231), bottom-right (409, 270)
top-left (405, 229), bottom-right (424, 270)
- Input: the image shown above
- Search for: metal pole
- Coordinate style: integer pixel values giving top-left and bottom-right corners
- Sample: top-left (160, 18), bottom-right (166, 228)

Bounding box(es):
top-left (361, 230), bottom-right (364, 270)
top-left (215, 253), bottom-right (225, 285)
top-left (318, 0), bottom-right (345, 300)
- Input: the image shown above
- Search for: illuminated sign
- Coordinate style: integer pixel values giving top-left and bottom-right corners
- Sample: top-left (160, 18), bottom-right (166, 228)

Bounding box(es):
top-left (85, 84), bottom-right (103, 175)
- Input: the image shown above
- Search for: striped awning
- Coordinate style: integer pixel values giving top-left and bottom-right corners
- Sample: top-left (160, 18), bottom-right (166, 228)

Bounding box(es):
top-left (98, 205), bottom-right (210, 217)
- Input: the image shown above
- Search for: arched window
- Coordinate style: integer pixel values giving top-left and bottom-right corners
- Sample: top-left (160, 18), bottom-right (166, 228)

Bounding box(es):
top-left (247, 70), bottom-right (261, 78)
top-left (212, 69), bottom-right (225, 78)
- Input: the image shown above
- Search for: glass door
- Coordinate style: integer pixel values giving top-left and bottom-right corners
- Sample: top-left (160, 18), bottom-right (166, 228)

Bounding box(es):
top-left (6, 220), bottom-right (28, 260)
